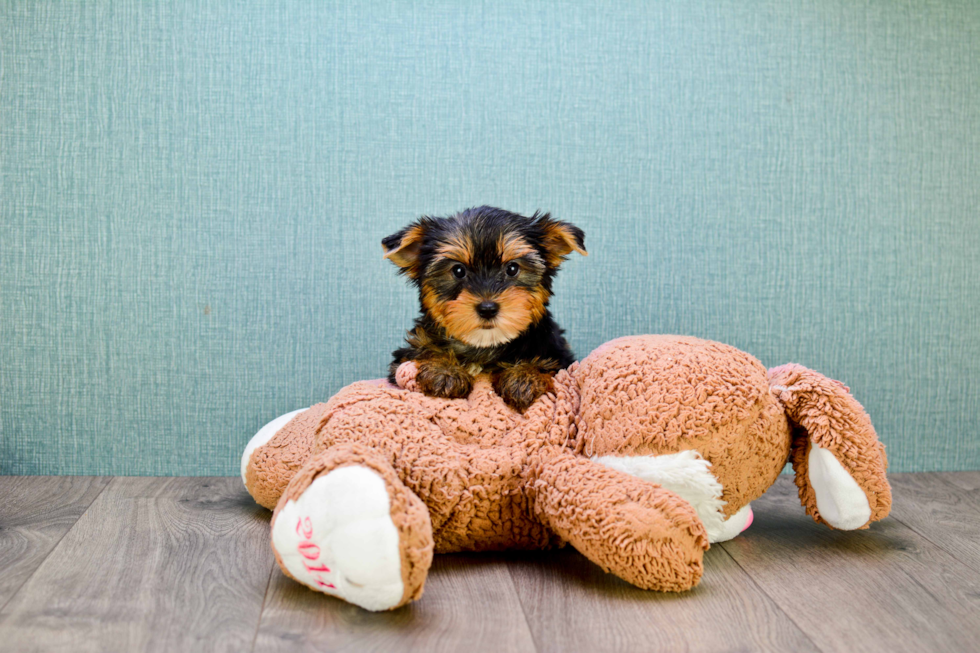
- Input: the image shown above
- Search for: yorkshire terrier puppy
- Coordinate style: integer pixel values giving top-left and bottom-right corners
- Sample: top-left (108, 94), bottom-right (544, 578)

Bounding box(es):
top-left (383, 206), bottom-right (587, 412)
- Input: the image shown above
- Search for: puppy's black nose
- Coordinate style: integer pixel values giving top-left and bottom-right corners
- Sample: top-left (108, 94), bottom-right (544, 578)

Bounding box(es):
top-left (476, 301), bottom-right (499, 319)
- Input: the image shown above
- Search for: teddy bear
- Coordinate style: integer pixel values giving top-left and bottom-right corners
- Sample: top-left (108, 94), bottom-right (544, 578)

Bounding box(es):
top-left (241, 335), bottom-right (891, 612)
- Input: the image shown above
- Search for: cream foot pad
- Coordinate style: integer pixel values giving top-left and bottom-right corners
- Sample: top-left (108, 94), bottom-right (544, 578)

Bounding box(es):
top-left (271, 466), bottom-right (405, 611)
top-left (807, 442), bottom-right (873, 530)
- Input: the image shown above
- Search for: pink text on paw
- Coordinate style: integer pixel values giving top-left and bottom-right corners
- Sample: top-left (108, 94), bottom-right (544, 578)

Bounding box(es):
top-left (295, 516), bottom-right (335, 589)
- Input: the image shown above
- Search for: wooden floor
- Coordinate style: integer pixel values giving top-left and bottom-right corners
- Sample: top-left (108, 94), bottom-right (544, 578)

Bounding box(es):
top-left (1, 474), bottom-right (978, 653)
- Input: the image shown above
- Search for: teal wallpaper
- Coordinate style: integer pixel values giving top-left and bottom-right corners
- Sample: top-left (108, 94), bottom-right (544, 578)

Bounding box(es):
top-left (2, 1), bottom-right (978, 475)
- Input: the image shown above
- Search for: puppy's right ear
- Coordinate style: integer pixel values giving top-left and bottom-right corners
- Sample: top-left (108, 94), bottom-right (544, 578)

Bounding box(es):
top-left (382, 221), bottom-right (427, 277)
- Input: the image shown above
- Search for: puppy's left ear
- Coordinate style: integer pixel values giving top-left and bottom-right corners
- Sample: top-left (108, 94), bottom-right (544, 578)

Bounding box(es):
top-left (538, 215), bottom-right (587, 267)
top-left (382, 221), bottom-right (427, 277)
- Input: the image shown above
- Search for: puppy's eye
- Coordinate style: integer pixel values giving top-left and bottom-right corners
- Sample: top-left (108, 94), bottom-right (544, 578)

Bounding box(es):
top-left (451, 264), bottom-right (466, 279)
top-left (505, 262), bottom-right (520, 277)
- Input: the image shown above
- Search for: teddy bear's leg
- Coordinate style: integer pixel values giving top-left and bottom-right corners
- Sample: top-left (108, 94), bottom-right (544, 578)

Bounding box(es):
top-left (242, 404), bottom-right (330, 510)
top-left (769, 364), bottom-right (891, 530)
top-left (270, 442), bottom-right (434, 612)
top-left (529, 450), bottom-right (709, 592)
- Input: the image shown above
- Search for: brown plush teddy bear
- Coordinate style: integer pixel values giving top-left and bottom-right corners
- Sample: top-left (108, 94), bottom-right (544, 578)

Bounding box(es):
top-left (242, 335), bottom-right (890, 612)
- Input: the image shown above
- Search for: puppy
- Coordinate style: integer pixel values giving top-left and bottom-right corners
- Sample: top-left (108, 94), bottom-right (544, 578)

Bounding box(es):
top-left (383, 206), bottom-right (586, 412)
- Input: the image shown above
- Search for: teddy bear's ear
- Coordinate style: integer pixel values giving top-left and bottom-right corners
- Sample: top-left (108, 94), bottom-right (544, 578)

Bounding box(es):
top-left (536, 214), bottom-right (587, 267)
top-left (382, 221), bottom-right (427, 277)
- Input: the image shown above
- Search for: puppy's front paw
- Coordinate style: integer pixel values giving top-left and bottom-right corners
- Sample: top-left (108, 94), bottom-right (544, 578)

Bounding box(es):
top-left (416, 358), bottom-right (473, 399)
top-left (493, 362), bottom-right (556, 412)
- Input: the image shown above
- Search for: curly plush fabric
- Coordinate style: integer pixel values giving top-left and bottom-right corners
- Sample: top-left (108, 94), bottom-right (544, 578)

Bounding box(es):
top-left (243, 335), bottom-right (892, 611)
top-left (574, 336), bottom-right (791, 517)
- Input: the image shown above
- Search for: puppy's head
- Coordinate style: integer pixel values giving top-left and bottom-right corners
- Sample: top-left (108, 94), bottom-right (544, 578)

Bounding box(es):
top-left (382, 206), bottom-right (586, 347)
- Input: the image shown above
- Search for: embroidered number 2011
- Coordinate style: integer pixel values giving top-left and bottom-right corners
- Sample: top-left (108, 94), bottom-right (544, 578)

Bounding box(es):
top-left (295, 516), bottom-right (335, 589)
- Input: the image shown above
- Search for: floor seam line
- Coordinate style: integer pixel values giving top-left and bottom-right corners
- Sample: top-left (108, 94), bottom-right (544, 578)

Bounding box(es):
top-left (0, 476), bottom-right (115, 617)
top-left (716, 541), bottom-right (828, 653)
top-left (505, 557), bottom-right (546, 653)
top-left (248, 552), bottom-right (278, 653)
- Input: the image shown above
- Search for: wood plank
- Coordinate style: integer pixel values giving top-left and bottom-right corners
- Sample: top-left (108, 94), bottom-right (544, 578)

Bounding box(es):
top-left (0, 477), bottom-right (276, 653)
top-left (935, 470), bottom-right (980, 508)
top-left (254, 552), bottom-right (537, 653)
top-left (0, 476), bottom-right (111, 610)
top-left (721, 476), bottom-right (980, 653)
top-left (887, 472), bottom-right (980, 574)
top-left (507, 545), bottom-right (818, 653)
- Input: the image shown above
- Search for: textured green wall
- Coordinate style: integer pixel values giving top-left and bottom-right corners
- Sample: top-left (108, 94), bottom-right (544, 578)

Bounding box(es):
top-left (2, 1), bottom-right (978, 475)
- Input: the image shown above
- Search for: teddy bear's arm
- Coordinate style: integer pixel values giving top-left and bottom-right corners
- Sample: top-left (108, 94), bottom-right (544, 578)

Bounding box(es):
top-left (527, 449), bottom-right (710, 591)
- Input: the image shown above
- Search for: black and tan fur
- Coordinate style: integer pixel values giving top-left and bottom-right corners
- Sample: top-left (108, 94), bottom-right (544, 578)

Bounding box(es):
top-left (382, 206), bottom-right (586, 412)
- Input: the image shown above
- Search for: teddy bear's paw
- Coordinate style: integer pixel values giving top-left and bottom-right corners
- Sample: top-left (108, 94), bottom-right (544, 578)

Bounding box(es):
top-left (271, 465), bottom-right (406, 611)
top-left (807, 442), bottom-right (872, 530)
top-left (394, 361), bottom-right (419, 391)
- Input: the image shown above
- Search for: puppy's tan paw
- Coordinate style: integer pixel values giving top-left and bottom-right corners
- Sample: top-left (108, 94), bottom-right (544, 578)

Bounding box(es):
top-left (493, 361), bottom-right (556, 412)
top-left (416, 358), bottom-right (473, 399)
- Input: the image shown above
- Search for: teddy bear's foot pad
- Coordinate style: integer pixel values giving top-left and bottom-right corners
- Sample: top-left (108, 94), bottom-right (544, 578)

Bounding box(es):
top-left (271, 465), bottom-right (405, 611)
top-left (807, 442), bottom-right (872, 530)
